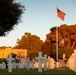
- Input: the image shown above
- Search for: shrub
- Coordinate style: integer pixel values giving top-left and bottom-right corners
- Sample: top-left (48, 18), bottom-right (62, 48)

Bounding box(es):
top-left (28, 52), bottom-right (38, 59)
top-left (52, 48), bottom-right (74, 59)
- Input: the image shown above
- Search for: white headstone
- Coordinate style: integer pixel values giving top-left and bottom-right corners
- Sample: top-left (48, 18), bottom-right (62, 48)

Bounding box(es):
top-left (44, 54), bottom-right (47, 71)
top-left (26, 58), bottom-right (31, 70)
top-left (15, 62), bottom-right (19, 69)
top-left (31, 59), bottom-right (35, 69)
top-left (12, 61), bottom-right (16, 69)
top-left (2, 62), bottom-right (6, 69)
top-left (47, 57), bottom-right (55, 69)
top-left (62, 53), bottom-right (66, 60)
top-left (66, 62), bottom-right (69, 68)
top-left (56, 61), bottom-right (60, 68)
top-left (35, 52), bottom-right (44, 72)
top-left (18, 62), bottom-right (24, 69)
top-left (67, 53), bottom-right (74, 70)
top-left (74, 50), bottom-right (76, 72)
top-left (47, 56), bottom-right (50, 69)
top-left (6, 54), bottom-right (14, 72)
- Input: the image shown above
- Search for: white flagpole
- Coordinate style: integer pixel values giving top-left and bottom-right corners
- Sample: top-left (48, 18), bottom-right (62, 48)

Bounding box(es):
top-left (56, 6), bottom-right (58, 61)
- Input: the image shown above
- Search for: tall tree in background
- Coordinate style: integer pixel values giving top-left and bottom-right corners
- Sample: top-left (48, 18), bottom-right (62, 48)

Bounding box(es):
top-left (0, 0), bottom-right (25, 36)
top-left (45, 24), bottom-right (76, 58)
top-left (46, 24), bottom-right (76, 49)
top-left (14, 32), bottom-right (43, 57)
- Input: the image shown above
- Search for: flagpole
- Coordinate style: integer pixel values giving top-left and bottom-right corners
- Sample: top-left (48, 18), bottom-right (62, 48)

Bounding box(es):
top-left (56, 7), bottom-right (66, 61)
top-left (56, 6), bottom-right (58, 61)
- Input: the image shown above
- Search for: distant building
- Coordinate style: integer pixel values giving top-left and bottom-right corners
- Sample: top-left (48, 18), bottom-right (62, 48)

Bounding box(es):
top-left (0, 48), bottom-right (27, 63)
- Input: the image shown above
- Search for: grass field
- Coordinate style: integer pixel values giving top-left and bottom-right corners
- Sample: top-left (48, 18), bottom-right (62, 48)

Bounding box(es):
top-left (0, 67), bottom-right (76, 75)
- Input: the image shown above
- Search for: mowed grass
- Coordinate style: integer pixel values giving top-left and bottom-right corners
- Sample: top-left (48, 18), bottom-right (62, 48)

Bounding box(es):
top-left (0, 67), bottom-right (76, 75)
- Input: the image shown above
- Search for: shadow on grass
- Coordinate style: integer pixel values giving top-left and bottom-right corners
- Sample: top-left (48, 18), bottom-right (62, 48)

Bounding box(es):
top-left (0, 67), bottom-right (76, 75)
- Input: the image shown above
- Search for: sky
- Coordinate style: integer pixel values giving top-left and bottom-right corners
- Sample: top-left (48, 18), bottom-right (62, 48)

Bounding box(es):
top-left (0, 0), bottom-right (76, 47)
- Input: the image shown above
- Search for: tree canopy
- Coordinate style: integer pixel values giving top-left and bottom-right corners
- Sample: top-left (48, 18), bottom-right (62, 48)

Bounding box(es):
top-left (13, 24), bottom-right (76, 59)
top-left (0, 0), bottom-right (25, 36)
top-left (46, 24), bottom-right (76, 49)
top-left (41, 24), bottom-right (76, 58)
top-left (14, 32), bottom-right (43, 57)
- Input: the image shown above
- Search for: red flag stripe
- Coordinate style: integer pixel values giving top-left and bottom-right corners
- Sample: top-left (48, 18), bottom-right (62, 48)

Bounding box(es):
top-left (57, 8), bottom-right (66, 21)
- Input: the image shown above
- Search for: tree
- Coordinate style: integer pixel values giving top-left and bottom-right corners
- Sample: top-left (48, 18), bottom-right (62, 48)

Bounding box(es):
top-left (14, 32), bottom-right (43, 57)
top-left (11, 53), bottom-right (17, 58)
top-left (45, 24), bottom-right (76, 58)
top-left (47, 24), bottom-right (76, 49)
top-left (41, 40), bottom-right (51, 56)
top-left (0, 0), bottom-right (25, 36)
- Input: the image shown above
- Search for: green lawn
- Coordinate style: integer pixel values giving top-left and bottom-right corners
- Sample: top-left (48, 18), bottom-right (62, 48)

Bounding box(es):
top-left (0, 67), bottom-right (76, 75)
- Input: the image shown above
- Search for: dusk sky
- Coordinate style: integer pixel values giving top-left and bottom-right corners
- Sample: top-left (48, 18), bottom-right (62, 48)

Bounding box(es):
top-left (0, 0), bottom-right (76, 47)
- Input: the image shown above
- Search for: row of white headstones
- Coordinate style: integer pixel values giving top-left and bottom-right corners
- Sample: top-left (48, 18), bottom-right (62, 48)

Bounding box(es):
top-left (0, 52), bottom-right (62, 73)
top-left (66, 49), bottom-right (76, 72)
top-left (35, 52), bottom-right (61, 72)
top-left (0, 54), bottom-right (26, 71)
